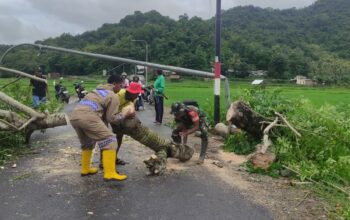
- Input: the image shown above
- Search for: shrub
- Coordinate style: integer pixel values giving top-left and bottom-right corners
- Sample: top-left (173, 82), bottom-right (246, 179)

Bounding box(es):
top-left (224, 132), bottom-right (257, 155)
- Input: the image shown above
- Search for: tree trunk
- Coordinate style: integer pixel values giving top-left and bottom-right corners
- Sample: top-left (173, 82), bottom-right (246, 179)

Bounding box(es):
top-left (112, 117), bottom-right (194, 175)
top-left (226, 101), bottom-right (267, 139)
top-left (0, 109), bottom-right (68, 142)
top-left (1, 108), bottom-right (193, 175)
top-left (225, 101), bottom-right (279, 169)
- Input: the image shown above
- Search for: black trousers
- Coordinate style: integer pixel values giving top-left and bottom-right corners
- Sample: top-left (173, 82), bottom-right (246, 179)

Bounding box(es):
top-left (154, 96), bottom-right (164, 123)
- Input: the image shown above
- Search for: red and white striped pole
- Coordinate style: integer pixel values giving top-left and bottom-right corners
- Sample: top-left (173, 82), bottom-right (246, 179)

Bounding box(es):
top-left (214, 0), bottom-right (221, 124)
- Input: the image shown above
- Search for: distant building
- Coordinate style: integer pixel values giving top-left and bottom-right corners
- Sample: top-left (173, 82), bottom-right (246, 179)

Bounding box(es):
top-left (251, 79), bottom-right (266, 88)
top-left (251, 79), bottom-right (265, 85)
top-left (293, 75), bottom-right (316, 86)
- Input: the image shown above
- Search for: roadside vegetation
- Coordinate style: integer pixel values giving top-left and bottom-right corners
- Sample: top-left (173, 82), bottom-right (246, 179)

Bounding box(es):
top-left (0, 79), bottom-right (62, 165)
top-left (224, 88), bottom-right (350, 219)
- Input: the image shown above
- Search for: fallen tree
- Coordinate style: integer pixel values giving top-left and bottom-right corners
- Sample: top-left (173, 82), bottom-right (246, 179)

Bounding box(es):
top-left (220, 100), bottom-right (301, 169)
top-left (0, 68), bottom-right (193, 175)
top-left (0, 97), bottom-right (193, 175)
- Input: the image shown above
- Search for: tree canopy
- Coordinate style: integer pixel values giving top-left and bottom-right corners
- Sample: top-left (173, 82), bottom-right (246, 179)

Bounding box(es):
top-left (1, 0), bottom-right (350, 84)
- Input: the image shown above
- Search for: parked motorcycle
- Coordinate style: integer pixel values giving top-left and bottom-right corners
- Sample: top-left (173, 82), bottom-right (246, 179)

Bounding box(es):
top-left (74, 82), bottom-right (88, 101)
top-left (57, 86), bottom-right (70, 103)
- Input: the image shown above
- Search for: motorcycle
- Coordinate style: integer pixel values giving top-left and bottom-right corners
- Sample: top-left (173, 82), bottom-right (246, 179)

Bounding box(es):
top-left (74, 82), bottom-right (88, 101)
top-left (57, 86), bottom-right (70, 103)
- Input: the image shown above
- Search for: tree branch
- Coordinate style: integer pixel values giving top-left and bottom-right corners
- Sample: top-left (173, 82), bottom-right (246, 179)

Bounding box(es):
top-left (18, 117), bottom-right (38, 131)
top-left (0, 121), bottom-right (11, 130)
top-left (275, 112), bottom-right (301, 137)
top-left (0, 91), bottom-right (45, 118)
top-left (0, 109), bottom-right (27, 127)
top-left (260, 117), bottom-right (279, 153)
top-left (0, 119), bottom-right (18, 130)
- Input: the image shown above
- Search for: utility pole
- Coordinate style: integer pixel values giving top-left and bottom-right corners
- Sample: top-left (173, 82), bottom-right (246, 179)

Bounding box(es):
top-left (214, 0), bottom-right (222, 124)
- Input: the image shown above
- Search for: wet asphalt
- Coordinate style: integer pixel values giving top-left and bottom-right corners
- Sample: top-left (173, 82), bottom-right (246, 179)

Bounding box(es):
top-left (0, 102), bottom-right (272, 220)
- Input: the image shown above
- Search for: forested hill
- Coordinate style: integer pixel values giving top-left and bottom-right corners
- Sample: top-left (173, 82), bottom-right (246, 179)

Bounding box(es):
top-left (1, 0), bottom-right (350, 84)
top-left (221, 0), bottom-right (350, 58)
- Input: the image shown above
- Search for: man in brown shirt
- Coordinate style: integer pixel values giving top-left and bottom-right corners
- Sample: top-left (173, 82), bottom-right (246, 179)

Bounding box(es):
top-left (69, 74), bottom-right (133, 181)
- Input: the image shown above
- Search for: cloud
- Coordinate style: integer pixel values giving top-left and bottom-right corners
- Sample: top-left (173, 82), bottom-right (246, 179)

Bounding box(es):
top-left (0, 0), bottom-right (317, 44)
top-left (0, 15), bottom-right (50, 44)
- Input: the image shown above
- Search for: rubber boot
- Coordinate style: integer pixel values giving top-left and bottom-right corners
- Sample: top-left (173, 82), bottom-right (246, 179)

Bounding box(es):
top-left (81, 149), bottom-right (98, 176)
top-left (103, 150), bottom-right (127, 181)
top-left (98, 151), bottom-right (124, 169)
top-left (197, 138), bottom-right (208, 165)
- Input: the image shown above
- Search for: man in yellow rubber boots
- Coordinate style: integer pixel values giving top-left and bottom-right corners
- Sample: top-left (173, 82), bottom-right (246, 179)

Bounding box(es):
top-left (69, 74), bottom-right (133, 181)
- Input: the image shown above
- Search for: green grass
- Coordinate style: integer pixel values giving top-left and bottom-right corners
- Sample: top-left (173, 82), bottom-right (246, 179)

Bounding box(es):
top-left (1, 77), bottom-right (349, 109)
top-left (165, 79), bottom-right (350, 107)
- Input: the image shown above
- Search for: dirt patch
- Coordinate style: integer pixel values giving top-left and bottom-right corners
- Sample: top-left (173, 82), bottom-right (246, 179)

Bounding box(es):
top-left (215, 149), bottom-right (247, 165)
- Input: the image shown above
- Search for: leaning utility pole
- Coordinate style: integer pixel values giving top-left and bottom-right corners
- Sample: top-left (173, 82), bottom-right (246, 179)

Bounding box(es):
top-left (214, 0), bottom-right (222, 124)
top-left (0, 41), bottom-right (231, 110)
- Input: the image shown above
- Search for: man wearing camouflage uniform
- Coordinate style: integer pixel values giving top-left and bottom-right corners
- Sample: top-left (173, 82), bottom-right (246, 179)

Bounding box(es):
top-left (69, 74), bottom-right (133, 181)
top-left (170, 101), bottom-right (209, 164)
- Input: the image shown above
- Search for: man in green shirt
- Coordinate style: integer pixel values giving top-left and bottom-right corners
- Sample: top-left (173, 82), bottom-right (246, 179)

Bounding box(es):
top-left (153, 69), bottom-right (165, 124)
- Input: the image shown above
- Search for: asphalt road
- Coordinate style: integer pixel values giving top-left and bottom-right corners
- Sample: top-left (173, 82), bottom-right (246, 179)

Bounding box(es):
top-left (0, 102), bottom-right (272, 220)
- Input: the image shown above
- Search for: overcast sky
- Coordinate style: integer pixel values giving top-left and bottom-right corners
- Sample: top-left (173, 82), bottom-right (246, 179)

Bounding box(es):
top-left (0, 0), bottom-right (316, 44)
